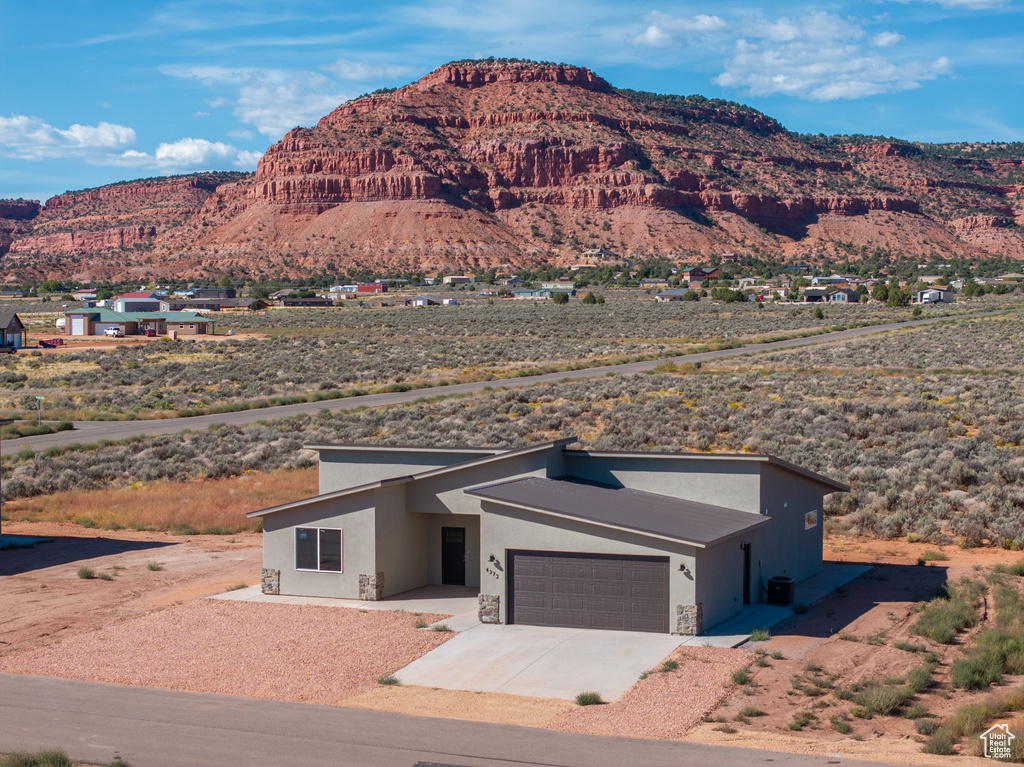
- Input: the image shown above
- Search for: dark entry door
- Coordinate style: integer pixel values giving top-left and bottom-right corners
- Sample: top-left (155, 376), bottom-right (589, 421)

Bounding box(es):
top-left (441, 527), bottom-right (466, 586)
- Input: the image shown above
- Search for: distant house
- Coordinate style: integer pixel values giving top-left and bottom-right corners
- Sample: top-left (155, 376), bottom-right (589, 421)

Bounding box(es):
top-left (357, 283), bottom-right (386, 294)
top-left (276, 296), bottom-right (335, 308)
top-left (63, 309), bottom-right (214, 337)
top-left (680, 267), bottom-right (721, 287)
top-left (540, 281), bottom-right (577, 292)
top-left (916, 288), bottom-right (955, 304)
top-left (159, 298), bottom-right (264, 312)
top-left (442, 276), bottom-right (475, 286)
top-left (409, 296), bottom-right (439, 307)
top-left (802, 288), bottom-right (831, 303)
top-left (113, 292), bottom-right (160, 313)
top-left (72, 289), bottom-right (97, 301)
top-left (0, 311), bottom-right (26, 348)
top-left (0, 290), bottom-right (26, 299)
top-left (655, 289), bottom-right (694, 303)
top-left (192, 288), bottom-right (236, 299)
top-left (512, 288), bottom-right (573, 299)
top-left (826, 288), bottom-right (859, 304)
top-left (497, 276), bottom-right (522, 287)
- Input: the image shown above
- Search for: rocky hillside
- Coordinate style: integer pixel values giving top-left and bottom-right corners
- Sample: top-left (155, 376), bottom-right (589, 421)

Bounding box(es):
top-left (3, 59), bottom-right (1023, 281)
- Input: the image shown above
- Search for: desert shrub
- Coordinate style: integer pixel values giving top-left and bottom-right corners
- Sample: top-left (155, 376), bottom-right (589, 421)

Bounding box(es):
top-left (575, 690), bottom-right (603, 706)
top-left (922, 729), bottom-right (955, 755)
top-left (852, 682), bottom-right (911, 715)
top-left (911, 582), bottom-right (980, 643)
top-left (915, 718), bottom-right (940, 735)
top-left (0, 750), bottom-right (72, 767)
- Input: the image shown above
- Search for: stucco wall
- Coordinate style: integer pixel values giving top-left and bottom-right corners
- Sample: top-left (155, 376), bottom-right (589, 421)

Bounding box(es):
top-left (756, 464), bottom-right (827, 587)
top-left (411, 451), bottom-right (554, 516)
top-left (262, 491), bottom-right (376, 598)
top-left (478, 502), bottom-right (698, 626)
top-left (373, 482), bottom-right (430, 597)
top-left (318, 447), bottom-right (496, 494)
top-left (563, 453), bottom-right (762, 513)
top-left (694, 539), bottom-right (747, 630)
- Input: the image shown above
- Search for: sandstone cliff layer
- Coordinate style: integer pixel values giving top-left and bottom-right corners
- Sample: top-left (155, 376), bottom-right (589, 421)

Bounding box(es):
top-left (3, 60), bottom-right (1023, 280)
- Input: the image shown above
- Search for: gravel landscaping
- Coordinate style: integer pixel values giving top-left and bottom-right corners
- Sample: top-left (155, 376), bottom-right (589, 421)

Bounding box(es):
top-left (0, 600), bottom-right (451, 705)
top-left (551, 647), bottom-right (752, 740)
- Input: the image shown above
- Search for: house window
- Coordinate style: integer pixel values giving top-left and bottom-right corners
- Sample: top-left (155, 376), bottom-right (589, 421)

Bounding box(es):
top-left (805, 510), bottom-right (818, 530)
top-left (189, 324), bottom-right (194, 329)
top-left (179, 324), bottom-right (184, 329)
top-left (295, 527), bottom-right (342, 572)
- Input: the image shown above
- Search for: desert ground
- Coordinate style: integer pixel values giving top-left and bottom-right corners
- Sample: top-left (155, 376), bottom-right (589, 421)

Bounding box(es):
top-left (2, 517), bottom-right (1023, 766)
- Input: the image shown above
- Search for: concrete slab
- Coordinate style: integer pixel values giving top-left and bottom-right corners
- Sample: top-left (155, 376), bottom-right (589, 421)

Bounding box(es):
top-left (207, 585), bottom-right (480, 630)
top-left (395, 624), bottom-right (681, 701)
top-left (679, 562), bottom-right (874, 648)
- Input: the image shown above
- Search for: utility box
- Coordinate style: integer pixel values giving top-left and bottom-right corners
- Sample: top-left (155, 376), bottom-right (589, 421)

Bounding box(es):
top-left (767, 575), bottom-right (795, 606)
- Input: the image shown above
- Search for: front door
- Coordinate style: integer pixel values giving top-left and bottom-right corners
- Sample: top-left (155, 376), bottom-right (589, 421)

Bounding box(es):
top-left (441, 527), bottom-right (466, 586)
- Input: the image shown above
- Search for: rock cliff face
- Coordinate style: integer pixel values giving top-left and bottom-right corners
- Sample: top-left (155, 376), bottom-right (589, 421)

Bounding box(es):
top-left (3, 60), bottom-right (1023, 280)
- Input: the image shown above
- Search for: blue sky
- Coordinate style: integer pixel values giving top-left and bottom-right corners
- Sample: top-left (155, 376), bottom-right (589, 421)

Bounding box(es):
top-left (2, 0), bottom-right (1021, 203)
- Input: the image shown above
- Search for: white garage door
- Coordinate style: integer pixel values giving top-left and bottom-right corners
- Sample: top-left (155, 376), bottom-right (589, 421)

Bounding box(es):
top-left (70, 317), bottom-right (85, 336)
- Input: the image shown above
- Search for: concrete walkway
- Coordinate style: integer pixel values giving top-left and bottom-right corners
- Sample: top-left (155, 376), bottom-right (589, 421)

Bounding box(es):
top-left (679, 563), bottom-right (873, 648)
top-left (210, 584), bottom-right (481, 631)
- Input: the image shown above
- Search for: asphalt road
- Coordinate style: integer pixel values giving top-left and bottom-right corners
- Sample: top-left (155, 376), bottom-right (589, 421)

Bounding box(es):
top-left (9, 309), bottom-right (1014, 452)
top-left (0, 673), bottom-right (892, 767)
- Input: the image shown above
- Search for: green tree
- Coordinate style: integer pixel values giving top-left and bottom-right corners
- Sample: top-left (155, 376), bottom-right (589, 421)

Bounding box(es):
top-left (39, 279), bottom-right (63, 293)
top-left (582, 291), bottom-right (597, 304)
top-left (551, 291), bottom-right (570, 304)
top-left (95, 287), bottom-right (114, 301)
top-left (886, 288), bottom-right (911, 307)
top-left (813, 306), bottom-right (825, 319)
top-left (871, 283), bottom-right (889, 302)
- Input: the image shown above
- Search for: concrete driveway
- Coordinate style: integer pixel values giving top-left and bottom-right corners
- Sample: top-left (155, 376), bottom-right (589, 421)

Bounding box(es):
top-left (395, 623), bottom-right (682, 701)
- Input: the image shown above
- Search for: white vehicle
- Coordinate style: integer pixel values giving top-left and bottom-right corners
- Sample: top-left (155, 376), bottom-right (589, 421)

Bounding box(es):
top-left (103, 327), bottom-right (125, 337)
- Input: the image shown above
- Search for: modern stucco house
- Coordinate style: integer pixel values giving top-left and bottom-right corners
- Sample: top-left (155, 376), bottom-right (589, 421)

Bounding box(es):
top-left (249, 439), bottom-right (848, 635)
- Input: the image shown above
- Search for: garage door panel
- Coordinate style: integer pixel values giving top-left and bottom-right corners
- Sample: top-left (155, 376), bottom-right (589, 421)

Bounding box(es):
top-left (551, 581), bottom-right (585, 595)
top-left (509, 551), bottom-right (669, 633)
top-left (552, 596), bottom-right (586, 610)
top-left (551, 564), bottom-right (586, 578)
top-left (631, 584), bottom-right (668, 599)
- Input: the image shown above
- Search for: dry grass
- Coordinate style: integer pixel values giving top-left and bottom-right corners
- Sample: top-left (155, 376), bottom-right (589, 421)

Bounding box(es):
top-left (2, 467), bottom-right (317, 533)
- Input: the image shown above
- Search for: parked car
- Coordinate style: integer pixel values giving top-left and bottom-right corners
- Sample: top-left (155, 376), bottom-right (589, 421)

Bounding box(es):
top-left (39, 338), bottom-right (64, 348)
top-left (103, 327), bottom-right (124, 337)
top-left (0, 343), bottom-right (16, 355)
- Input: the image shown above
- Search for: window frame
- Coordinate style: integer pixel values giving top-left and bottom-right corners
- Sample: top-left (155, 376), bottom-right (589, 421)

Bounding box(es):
top-left (294, 526), bottom-right (343, 573)
top-left (804, 510), bottom-right (819, 530)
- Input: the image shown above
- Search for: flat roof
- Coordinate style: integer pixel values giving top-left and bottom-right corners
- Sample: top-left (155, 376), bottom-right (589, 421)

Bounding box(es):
top-left (466, 476), bottom-right (770, 548)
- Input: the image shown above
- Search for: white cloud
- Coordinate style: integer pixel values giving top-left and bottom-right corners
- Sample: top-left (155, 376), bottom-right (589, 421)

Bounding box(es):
top-left (115, 138), bottom-right (261, 172)
top-left (894, 0), bottom-right (1008, 8)
top-left (228, 128), bottom-right (254, 141)
top-left (631, 11), bottom-right (729, 48)
top-left (714, 12), bottom-right (953, 101)
top-left (163, 64), bottom-right (354, 137)
top-left (873, 31), bottom-right (904, 48)
top-left (322, 58), bottom-right (414, 81)
top-left (0, 115), bottom-right (137, 161)
top-left (0, 115), bottom-right (258, 173)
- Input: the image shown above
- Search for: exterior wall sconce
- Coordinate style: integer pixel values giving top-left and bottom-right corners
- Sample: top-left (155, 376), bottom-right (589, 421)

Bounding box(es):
top-left (678, 563), bottom-right (690, 575)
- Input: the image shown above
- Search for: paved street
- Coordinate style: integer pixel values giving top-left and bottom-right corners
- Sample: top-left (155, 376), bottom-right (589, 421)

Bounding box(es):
top-left (0, 673), bottom-right (892, 767)
top-left (8, 310), bottom-right (1005, 453)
